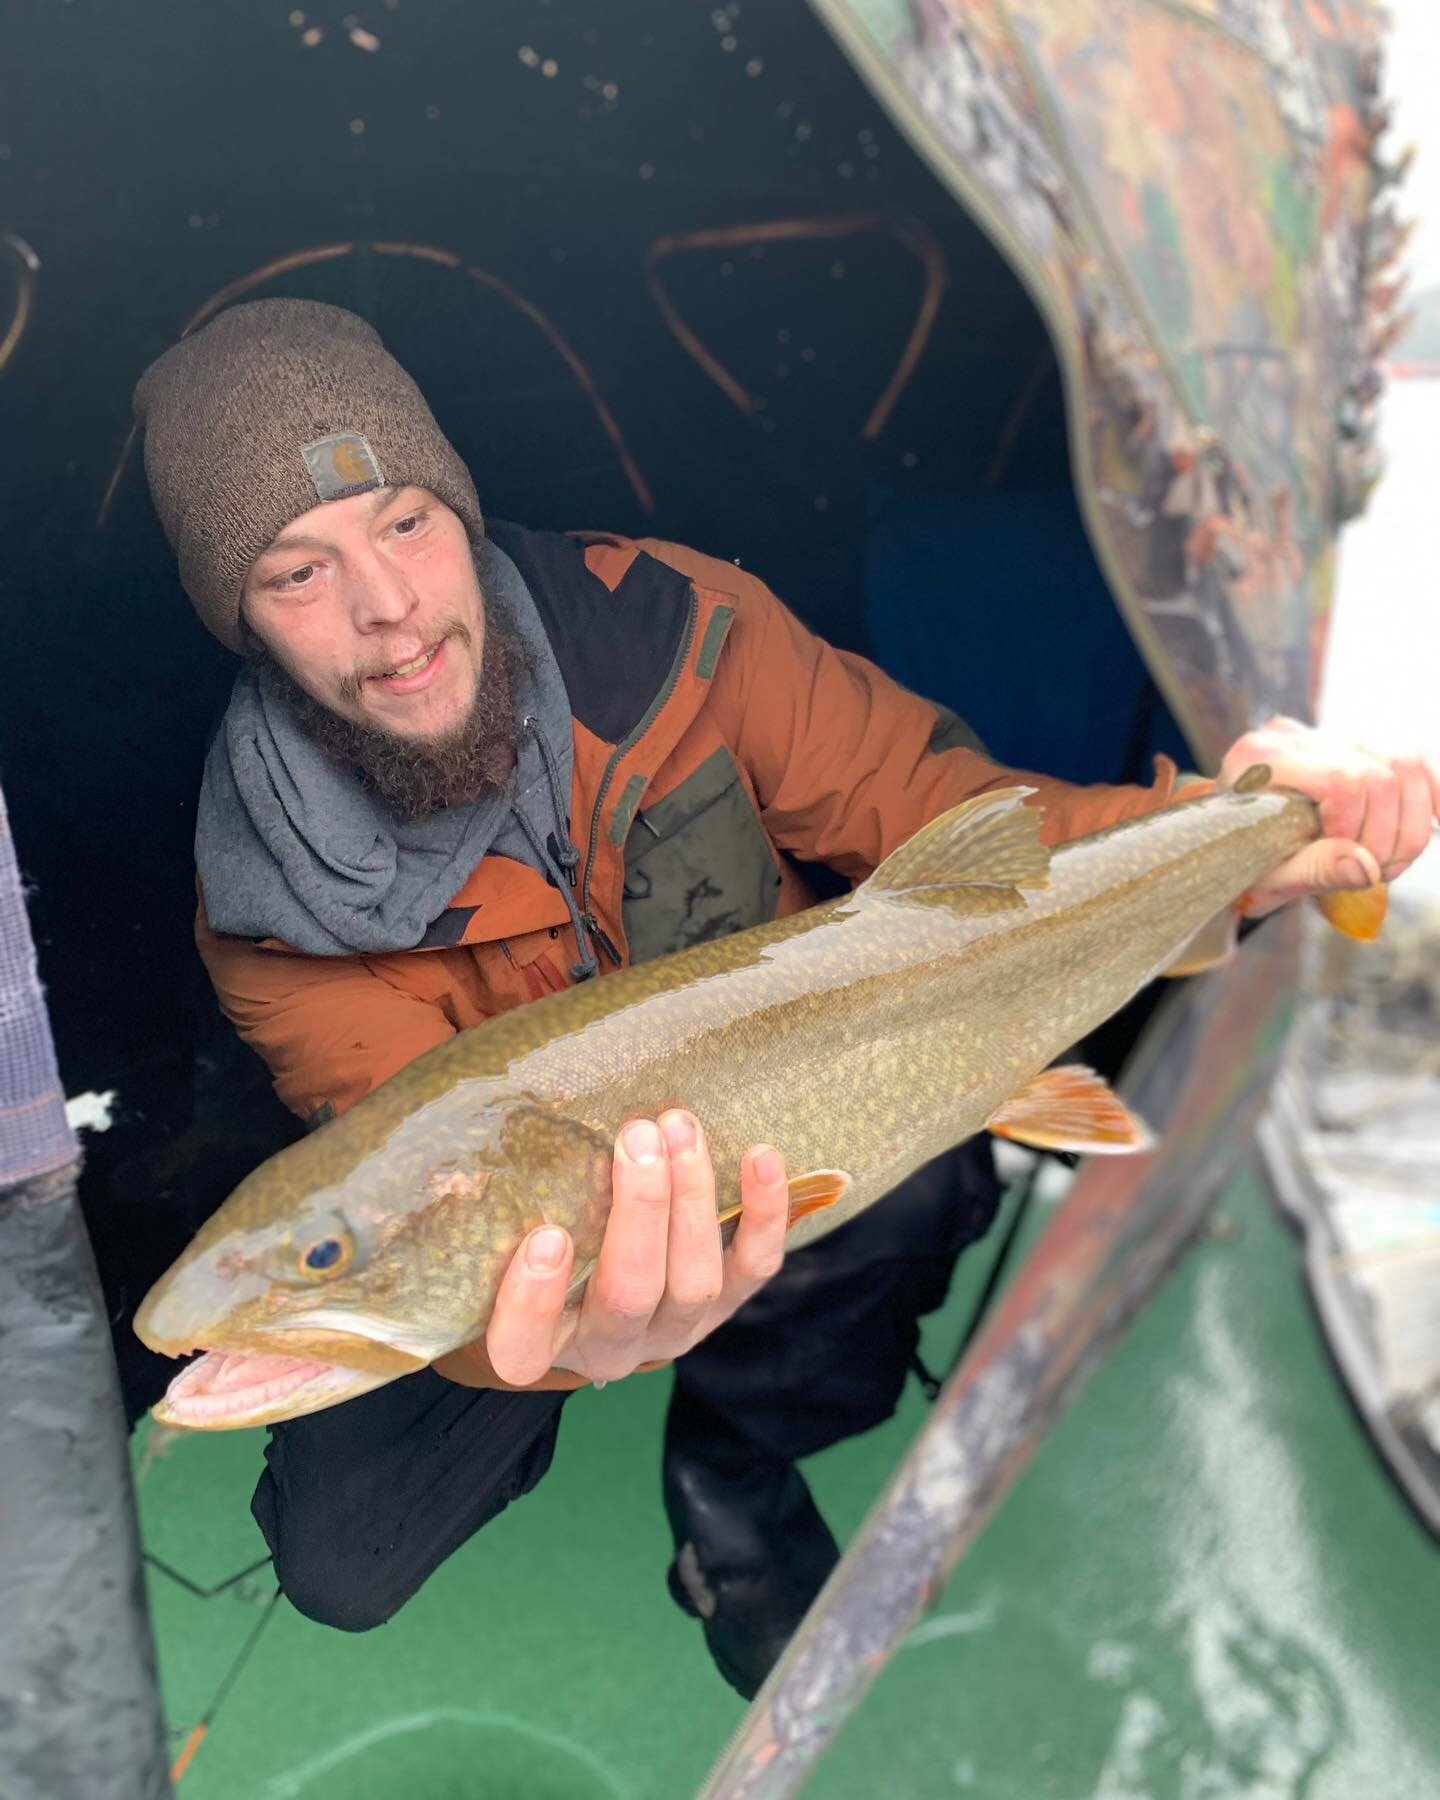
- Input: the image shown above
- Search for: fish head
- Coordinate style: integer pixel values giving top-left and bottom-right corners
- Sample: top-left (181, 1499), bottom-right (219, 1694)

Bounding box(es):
top-left (135, 1109), bottom-right (513, 1429)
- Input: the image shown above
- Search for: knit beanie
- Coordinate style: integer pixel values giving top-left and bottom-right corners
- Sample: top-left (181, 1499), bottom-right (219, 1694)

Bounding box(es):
top-left (133, 298), bottom-right (485, 652)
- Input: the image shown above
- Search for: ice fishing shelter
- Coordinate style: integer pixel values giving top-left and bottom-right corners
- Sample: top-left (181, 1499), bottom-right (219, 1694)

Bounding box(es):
top-left (0, 2), bottom-right (1399, 1796)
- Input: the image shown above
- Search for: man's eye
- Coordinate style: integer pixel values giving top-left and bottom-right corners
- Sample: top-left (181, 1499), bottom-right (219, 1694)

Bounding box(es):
top-left (273, 564), bottom-right (316, 591)
top-left (392, 511), bottom-right (427, 537)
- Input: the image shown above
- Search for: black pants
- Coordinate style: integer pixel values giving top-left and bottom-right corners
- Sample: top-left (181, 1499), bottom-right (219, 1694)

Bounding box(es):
top-left (251, 1141), bottom-right (1001, 1631)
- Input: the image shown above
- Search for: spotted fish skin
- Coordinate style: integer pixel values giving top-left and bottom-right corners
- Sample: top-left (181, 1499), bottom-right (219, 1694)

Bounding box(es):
top-left (136, 782), bottom-right (1320, 1409)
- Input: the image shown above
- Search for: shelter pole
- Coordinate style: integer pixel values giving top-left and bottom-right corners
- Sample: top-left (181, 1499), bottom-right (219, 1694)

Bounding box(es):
top-left (0, 784), bottom-right (172, 1800)
top-left (697, 911), bottom-right (1300, 1799)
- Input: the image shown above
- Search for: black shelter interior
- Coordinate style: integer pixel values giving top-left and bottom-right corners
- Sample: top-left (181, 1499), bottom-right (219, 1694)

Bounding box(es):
top-left (0, 0), bottom-right (1186, 1418)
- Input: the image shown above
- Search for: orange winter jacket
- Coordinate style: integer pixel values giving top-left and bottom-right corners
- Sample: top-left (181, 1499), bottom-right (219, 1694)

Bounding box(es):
top-left (196, 524), bottom-right (1190, 1389)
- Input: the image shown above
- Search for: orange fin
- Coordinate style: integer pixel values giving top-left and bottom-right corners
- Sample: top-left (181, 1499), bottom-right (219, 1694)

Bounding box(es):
top-left (987, 1066), bottom-right (1154, 1155)
top-left (717, 1169), bottom-right (852, 1233)
top-left (785, 1168), bottom-right (852, 1220)
top-left (1315, 882), bottom-right (1387, 942)
top-left (1163, 905), bottom-right (1240, 977)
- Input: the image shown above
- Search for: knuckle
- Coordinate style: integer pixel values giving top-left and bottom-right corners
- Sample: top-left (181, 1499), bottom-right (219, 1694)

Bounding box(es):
top-left (669, 1277), bottom-right (723, 1311)
top-left (591, 1277), bottom-right (662, 1325)
top-left (664, 1171), bottom-right (713, 1215)
top-left (612, 1188), bottom-right (669, 1216)
top-left (611, 1166), bottom-right (671, 1211)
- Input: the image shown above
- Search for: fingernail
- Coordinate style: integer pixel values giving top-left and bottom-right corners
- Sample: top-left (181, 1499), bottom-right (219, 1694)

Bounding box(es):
top-left (755, 1148), bottom-right (784, 1185)
top-left (1339, 855), bottom-right (1368, 885)
top-left (661, 1111), bottom-right (698, 1155)
top-left (621, 1119), bottom-right (663, 1163)
top-left (525, 1228), bottom-right (567, 1271)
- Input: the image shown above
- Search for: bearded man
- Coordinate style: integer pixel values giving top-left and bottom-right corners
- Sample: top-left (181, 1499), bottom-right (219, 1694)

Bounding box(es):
top-left (133, 299), bottom-right (1439, 1698)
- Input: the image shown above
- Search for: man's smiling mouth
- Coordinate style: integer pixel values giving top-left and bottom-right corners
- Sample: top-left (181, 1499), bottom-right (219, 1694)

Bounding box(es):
top-left (385, 646), bottom-right (439, 677)
top-left (369, 639), bottom-right (447, 690)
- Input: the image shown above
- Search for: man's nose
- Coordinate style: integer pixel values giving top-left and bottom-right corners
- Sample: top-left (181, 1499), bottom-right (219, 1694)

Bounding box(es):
top-left (346, 550), bottom-right (418, 632)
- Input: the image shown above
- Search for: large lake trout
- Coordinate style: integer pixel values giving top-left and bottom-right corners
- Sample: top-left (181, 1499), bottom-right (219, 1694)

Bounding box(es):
top-left (137, 771), bottom-right (1381, 1427)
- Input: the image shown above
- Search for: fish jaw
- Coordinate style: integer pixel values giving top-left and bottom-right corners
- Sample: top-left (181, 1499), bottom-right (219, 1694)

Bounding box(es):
top-left (152, 1350), bottom-right (397, 1430)
top-left (137, 1270), bottom-right (435, 1429)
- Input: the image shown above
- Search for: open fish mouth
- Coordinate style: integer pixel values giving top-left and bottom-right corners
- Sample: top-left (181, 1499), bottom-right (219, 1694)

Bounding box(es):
top-left (153, 1349), bottom-right (393, 1430)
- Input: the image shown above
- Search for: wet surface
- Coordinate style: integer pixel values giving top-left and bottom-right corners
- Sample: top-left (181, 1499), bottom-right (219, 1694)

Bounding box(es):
top-left (812, 1168), bottom-right (1440, 1800)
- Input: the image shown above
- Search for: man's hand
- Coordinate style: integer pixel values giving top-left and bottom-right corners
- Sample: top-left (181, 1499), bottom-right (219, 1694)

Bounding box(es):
top-left (484, 1111), bottom-right (790, 1388)
top-left (1218, 715), bottom-right (1440, 917)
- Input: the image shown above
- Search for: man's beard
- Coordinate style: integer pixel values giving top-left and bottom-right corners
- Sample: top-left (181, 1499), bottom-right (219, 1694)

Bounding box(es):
top-left (249, 589), bottom-right (535, 822)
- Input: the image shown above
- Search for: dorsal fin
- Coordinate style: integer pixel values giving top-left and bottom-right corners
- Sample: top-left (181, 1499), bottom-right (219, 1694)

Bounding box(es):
top-left (859, 787), bottom-right (1050, 906)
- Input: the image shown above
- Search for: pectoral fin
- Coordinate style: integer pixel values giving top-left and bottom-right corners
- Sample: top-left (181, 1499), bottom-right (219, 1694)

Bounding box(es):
top-left (717, 1168), bottom-right (852, 1238)
top-left (783, 1168), bottom-right (853, 1220)
top-left (1315, 882), bottom-right (1387, 941)
top-left (1163, 905), bottom-right (1241, 977)
top-left (987, 1066), bottom-right (1154, 1155)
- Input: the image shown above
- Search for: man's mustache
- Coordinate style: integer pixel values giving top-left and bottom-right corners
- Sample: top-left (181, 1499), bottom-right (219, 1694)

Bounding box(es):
top-left (339, 617), bottom-right (475, 702)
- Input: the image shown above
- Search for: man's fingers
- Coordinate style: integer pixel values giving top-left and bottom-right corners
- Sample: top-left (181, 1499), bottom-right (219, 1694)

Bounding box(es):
top-left (485, 1226), bottom-right (575, 1386)
top-left (657, 1110), bottom-right (724, 1318)
top-left (1246, 838), bottom-right (1382, 915)
top-left (1311, 760), bottom-right (1369, 848)
top-left (721, 1145), bottom-right (790, 1298)
top-left (581, 1118), bottom-right (672, 1376)
top-left (1387, 756), bottom-right (1435, 878)
top-left (1426, 753), bottom-right (1440, 823)
top-left (1355, 768), bottom-right (1401, 877)
top-left (1219, 721), bottom-right (1440, 902)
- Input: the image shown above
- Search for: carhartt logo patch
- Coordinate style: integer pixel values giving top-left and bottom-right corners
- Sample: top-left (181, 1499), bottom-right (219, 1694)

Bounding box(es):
top-left (301, 432), bottom-right (384, 501)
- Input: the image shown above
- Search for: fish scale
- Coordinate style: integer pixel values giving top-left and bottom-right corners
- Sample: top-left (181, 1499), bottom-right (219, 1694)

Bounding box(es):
top-left (136, 777), bottom-right (1354, 1428)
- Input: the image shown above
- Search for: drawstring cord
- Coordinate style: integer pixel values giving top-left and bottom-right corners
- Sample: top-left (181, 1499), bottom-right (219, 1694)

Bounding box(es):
top-left (517, 716), bottom-right (601, 981)
top-left (525, 715), bottom-right (581, 884)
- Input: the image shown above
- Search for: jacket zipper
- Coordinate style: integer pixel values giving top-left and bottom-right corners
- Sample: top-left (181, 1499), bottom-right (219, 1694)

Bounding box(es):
top-left (582, 914), bottom-right (622, 966)
top-left (578, 585), bottom-right (700, 965)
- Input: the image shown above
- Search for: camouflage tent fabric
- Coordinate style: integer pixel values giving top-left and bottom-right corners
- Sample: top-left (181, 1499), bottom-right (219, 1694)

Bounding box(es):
top-left (814, 0), bottom-right (1404, 764)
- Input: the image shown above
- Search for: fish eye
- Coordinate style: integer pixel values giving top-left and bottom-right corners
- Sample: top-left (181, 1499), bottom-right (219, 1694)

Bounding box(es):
top-left (295, 1222), bottom-right (357, 1281)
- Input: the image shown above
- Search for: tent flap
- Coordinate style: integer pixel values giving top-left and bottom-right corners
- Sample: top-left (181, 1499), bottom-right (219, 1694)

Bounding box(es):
top-left (812, 0), bottom-right (1403, 765)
